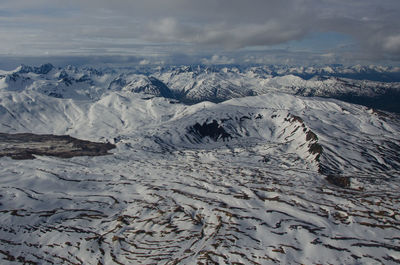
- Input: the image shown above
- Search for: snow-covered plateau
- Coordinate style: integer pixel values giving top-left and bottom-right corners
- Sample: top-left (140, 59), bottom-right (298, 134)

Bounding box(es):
top-left (0, 64), bottom-right (400, 264)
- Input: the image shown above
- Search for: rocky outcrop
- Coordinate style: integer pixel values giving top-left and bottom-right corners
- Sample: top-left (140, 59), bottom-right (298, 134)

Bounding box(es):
top-left (0, 133), bottom-right (116, 159)
top-left (326, 174), bottom-right (351, 188)
top-left (188, 120), bottom-right (232, 142)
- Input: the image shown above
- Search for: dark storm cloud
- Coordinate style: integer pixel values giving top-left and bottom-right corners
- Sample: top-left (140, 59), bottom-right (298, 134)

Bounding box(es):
top-left (0, 0), bottom-right (399, 62)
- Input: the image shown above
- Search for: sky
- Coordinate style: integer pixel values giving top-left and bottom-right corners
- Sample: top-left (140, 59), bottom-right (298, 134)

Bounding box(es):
top-left (0, 0), bottom-right (400, 66)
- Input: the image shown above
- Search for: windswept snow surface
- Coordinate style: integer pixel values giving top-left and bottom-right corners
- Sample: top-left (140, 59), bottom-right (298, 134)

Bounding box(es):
top-left (0, 65), bottom-right (400, 264)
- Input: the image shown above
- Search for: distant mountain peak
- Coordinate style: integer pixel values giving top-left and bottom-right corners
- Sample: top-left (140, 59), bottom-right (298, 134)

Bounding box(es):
top-left (16, 63), bottom-right (54, 75)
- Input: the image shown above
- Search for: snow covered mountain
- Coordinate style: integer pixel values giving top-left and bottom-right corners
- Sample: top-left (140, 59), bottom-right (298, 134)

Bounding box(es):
top-left (152, 65), bottom-right (400, 112)
top-left (0, 64), bottom-right (400, 264)
top-left (1, 63), bottom-right (400, 112)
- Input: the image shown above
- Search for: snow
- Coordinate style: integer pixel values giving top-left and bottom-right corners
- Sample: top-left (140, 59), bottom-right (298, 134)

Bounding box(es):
top-left (0, 64), bottom-right (400, 264)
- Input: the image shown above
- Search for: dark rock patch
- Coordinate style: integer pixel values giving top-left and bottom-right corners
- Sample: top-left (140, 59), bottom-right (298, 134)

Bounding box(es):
top-left (326, 175), bottom-right (351, 188)
top-left (309, 143), bottom-right (323, 161)
top-left (306, 131), bottom-right (318, 141)
top-left (291, 115), bottom-right (304, 124)
top-left (188, 120), bottom-right (232, 142)
top-left (0, 133), bottom-right (116, 160)
top-left (285, 114), bottom-right (304, 124)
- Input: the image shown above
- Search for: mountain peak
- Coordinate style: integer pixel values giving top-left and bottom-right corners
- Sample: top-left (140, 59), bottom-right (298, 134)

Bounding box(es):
top-left (16, 63), bottom-right (54, 75)
top-left (34, 63), bottom-right (54, 74)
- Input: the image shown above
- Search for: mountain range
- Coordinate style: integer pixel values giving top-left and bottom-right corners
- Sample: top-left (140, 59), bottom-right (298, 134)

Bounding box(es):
top-left (1, 63), bottom-right (400, 112)
top-left (0, 63), bottom-right (399, 264)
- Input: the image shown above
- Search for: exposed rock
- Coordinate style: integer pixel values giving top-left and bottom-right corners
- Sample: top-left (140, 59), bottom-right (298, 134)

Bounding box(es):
top-left (34, 63), bottom-right (54, 75)
top-left (285, 114), bottom-right (304, 124)
top-left (326, 175), bottom-right (351, 188)
top-left (291, 115), bottom-right (304, 123)
top-left (309, 142), bottom-right (323, 160)
top-left (306, 130), bottom-right (318, 141)
top-left (189, 120), bottom-right (232, 141)
top-left (0, 133), bottom-right (116, 160)
top-left (18, 63), bottom-right (54, 75)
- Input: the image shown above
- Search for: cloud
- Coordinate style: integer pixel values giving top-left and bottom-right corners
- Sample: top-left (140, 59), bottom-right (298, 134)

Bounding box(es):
top-left (146, 17), bottom-right (310, 49)
top-left (139, 59), bottom-right (150, 65)
top-left (201, 55), bottom-right (235, 65)
top-left (143, 0), bottom-right (314, 48)
top-left (383, 35), bottom-right (400, 54)
top-left (0, 0), bottom-right (399, 63)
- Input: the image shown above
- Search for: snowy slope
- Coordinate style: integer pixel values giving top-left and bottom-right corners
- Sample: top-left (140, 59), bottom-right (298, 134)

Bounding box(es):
top-left (154, 66), bottom-right (400, 112)
top-left (1, 73), bottom-right (400, 265)
top-left (1, 63), bottom-right (400, 112)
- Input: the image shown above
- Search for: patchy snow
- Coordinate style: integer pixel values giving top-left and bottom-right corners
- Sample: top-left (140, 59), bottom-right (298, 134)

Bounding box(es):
top-left (0, 64), bottom-right (400, 264)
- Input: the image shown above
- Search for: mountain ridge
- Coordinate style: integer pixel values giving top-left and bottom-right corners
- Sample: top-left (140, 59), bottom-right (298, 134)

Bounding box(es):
top-left (1, 63), bottom-right (400, 112)
top-left (0, 63), bottom-right (400, 264)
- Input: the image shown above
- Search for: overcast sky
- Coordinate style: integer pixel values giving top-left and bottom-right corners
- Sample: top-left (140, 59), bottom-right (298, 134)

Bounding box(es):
top-left (0, 0), bottom-right (399, 66)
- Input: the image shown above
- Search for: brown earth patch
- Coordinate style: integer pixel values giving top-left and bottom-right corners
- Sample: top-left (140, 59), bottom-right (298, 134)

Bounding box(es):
top-left (0, 133), bottom-right (116, 160)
